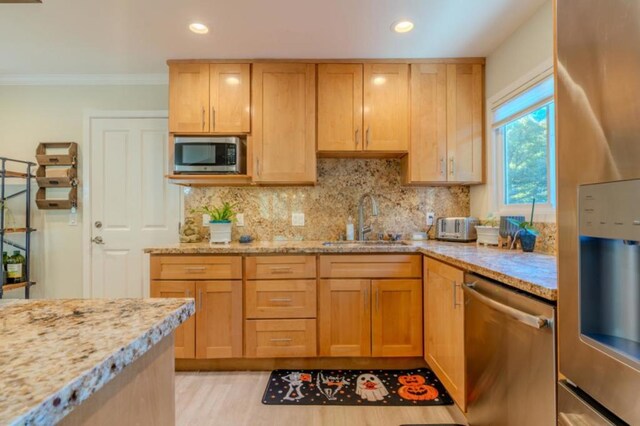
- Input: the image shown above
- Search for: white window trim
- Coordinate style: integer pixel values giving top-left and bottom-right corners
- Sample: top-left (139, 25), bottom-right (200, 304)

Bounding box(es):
top-left (485, 58), bottom-right (556, 223)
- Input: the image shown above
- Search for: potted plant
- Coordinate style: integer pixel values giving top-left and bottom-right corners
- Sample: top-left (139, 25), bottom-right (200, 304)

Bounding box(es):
top-left (195, 202), bottom-right (236, 244)
top-left (509, 199), bottom-right (539, 252)
top-left (475, 213), bottom-right (500, 246)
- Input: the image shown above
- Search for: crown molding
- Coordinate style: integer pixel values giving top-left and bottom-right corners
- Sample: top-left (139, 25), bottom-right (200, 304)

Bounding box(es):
top-left (0, 73), bottom-right (168, 86)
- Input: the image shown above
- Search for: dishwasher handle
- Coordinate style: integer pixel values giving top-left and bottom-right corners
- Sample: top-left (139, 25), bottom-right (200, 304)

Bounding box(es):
top-left (463, 282), bottom-right (550, 329)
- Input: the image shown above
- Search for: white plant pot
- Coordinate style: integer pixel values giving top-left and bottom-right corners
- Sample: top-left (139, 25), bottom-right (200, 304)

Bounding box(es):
top-left (209, 221), bottom-right (232, 244)
top-left (476, 225), bottom-right (500, 246)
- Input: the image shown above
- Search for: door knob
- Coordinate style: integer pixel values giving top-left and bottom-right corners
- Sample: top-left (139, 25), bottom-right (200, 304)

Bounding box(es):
top-left (94, 221), bottom-right (102, 228)
top-left (92, 236), bottom-right (105, 245)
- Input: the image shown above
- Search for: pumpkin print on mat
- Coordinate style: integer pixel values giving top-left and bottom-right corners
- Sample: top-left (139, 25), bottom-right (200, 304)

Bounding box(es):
top-left (262, 368), bottom-right (453, 406)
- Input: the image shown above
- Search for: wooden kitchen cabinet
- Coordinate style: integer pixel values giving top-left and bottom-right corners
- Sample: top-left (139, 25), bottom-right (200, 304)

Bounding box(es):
top-left (363, 63), bottom-right (409, 152)
top-left (371, 279), bottom-right (423, 357)
top-left (424, 257), bottom-right (466, 410)
top-left (318, 279), bottom-right (371, 357)
top-left (447, 63), bottom-right (483, 183)
top-left (168, 63), bottom-right (250, 134)
top-left (317, 64), bottom-right (364, 152)
top-left (252, 63), bottom-right (316, 184)
top-left (169, 63), bottom-right (210, 133)
top-left (195, 281), bottom-right (243, 359)
top-left (150, 280), bottom-right (196, 359)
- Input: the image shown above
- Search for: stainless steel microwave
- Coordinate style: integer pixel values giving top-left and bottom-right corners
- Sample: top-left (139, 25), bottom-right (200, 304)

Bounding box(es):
top-left (173, 136), bottom-right (246, 174)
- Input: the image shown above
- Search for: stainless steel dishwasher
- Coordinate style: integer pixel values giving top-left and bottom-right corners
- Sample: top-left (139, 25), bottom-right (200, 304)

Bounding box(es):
top-left (464, 273), bottom-right (556, 426)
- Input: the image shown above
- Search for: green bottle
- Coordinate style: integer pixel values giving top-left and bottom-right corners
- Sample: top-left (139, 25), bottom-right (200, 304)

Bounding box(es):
top-left (7, 250), bottom-right (25, 284)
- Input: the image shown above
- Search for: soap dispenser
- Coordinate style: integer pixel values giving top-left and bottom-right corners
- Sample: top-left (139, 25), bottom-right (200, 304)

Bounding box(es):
top-left (346, 216), bottom-right (355, 241)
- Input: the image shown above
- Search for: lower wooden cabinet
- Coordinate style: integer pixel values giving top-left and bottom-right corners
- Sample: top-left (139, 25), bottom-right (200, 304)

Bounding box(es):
top-left (151, 279), bottom-right (242, 359)
top-left (151, 280), bottom-right (196, 359)
top-left (195, 281), bottom-right (243, 359)
top-left (245, 319), bottom-right (317, 358)
top-left (319, 278), bottom-right (422, 357)
top-left (424, 257), bottom-right (466, 410)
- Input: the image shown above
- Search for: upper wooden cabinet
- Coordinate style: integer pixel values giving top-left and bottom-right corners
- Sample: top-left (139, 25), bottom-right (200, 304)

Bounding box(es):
top-left (168, 63), bottom-right (250, 134)
top-left (317, 64), bottom-right (364, 152)
top-left (447, 63), bottom-right (483, 183)
top-left (317, 63), bottom-right (409, 154)
top-left (403, 62), bottom-right (484, 185)
top-left (252, 63), bottom-right (316, 184)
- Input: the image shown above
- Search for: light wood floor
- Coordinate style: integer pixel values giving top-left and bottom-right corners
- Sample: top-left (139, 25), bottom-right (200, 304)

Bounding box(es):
top-left (175, 372), bottom-right (467, 426)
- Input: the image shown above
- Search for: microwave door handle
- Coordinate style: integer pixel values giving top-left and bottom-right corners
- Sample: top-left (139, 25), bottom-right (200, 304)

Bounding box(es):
top-left (462, 283), bottom-right (550, 329)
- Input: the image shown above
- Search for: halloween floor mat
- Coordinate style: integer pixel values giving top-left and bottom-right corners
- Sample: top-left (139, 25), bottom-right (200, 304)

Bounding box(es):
top-left (262, 368), bottom-right (453, 406)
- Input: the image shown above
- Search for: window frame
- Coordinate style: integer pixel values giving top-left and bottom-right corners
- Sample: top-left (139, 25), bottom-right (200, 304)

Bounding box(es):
top-left (487, 63), bottom-right (556, 222)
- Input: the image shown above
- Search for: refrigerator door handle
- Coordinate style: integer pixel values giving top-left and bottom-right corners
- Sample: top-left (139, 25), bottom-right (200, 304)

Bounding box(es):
top-left (463, 282), bottom-right (550, 329)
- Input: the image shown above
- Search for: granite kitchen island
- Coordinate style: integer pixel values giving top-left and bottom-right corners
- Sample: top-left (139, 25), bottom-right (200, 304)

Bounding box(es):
top-left (0, 298), bottom-right (194, 425)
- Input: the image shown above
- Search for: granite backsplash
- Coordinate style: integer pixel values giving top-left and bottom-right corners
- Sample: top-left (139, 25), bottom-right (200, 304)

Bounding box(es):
top-left (182, 158), bottom-right (557, 255)
top-left (183, 159), bottom-right (470, 242)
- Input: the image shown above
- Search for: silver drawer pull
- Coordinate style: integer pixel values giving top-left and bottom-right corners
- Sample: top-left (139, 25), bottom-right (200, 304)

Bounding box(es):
top-left (269, 298), bottom-right (292, 303)
top-left (270, 267), bottom-right (293, 274)
top-left (269, 338), bottom-right (292, 343)
top-left (184, 266), bottom-right (207, 272)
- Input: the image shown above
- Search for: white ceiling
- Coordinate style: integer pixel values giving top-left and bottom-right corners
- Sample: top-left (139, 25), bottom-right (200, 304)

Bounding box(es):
top-left (0, 0), bottom-right (548, 75)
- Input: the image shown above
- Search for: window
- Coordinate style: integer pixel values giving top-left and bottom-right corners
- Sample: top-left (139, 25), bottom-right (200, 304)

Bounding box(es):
top-left (492, 73), bottom-right (556, 216)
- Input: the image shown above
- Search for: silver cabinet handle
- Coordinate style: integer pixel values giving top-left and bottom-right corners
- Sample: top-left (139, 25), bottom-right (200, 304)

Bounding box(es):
top-left (257, 158), bottom-right (261, 177)
top-left (450, 157), bottom-right (455, 176)
top-left (198, 288), bottom-right (203, 311)
top-left (363, 286), bottom-right (368, 310)
top-left (211, 106), bottom-right (216, 131)
top-left (440, 158), bottom-right (445, 176)
top-left (270, 338), bottom-right (292, 343)
top-left (91, 236), bottom-right (105, 245)
top-left (463, 283), bottom-right (550, 329)
top-left (375, 287), bottom-right (379, 313)
top-left (269, 298), bottom-right (292, 303)
top-left (452, 282), bottom-right (462, 308)
top-left (269, 267), bottom-right (293, 274)
top-left (366, 126), bottom-right (371, 148)
top-left (201, 107), bottom-right (205, 131)
top-left (184, 266), bottom-right (207, 273)
top-left (355, 128), bottom-right (360, 148)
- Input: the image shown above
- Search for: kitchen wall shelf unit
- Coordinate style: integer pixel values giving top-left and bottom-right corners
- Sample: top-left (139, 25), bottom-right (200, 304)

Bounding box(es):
top-left (35, 142), bottom-right (78, 210)
top-left (0, 157), bottom-right (36, 300)
top-left (166, 58), bottom-right (484, 187)
top-left (402, 63), bottom-right (484, 185)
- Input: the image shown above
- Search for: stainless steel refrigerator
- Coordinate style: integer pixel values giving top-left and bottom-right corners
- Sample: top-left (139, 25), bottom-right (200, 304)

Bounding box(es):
top-left (556, 0), bottom-right (640, 425)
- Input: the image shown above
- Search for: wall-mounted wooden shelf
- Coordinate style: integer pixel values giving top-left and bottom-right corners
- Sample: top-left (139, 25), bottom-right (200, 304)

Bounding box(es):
top-left (36, 142), bottom-right (77, 166)
top-left (35, 142), bottom-right (78, 210)
top-left (36, 187), bottom-right (77, 210)
top-left (36, 166), bottom-right (77, 187)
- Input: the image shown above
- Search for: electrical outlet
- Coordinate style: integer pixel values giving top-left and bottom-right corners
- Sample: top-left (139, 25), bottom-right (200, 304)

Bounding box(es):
top-left (202, 213), bottom-right (211, 226)
top-left (236, 213), bottom-right (245, 227)
top-left (292, 212), bottom-right (305, 227)
top-left (427, 212), bottom-right (435, 226)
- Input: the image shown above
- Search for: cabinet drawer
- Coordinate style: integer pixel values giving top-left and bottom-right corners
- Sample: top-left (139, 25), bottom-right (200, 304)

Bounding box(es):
top-left (319, 255), bottom-right (422, 278)
top-left (245, 319), bottom-right (317, 358)
top-left (246, 256), bottom-right (316, 280)
top-left (246, 280), bottom-right (317, 319)
top-left (151, 255), bottom-right (242, 280)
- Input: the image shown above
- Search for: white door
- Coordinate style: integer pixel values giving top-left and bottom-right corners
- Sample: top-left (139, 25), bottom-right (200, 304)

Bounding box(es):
top-left (89, 117), bottom-right (179, 298)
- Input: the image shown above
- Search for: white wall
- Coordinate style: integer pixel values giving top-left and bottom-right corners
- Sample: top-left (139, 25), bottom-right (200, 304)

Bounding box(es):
top-left (471, 0), bottom-right (553, 219)
top-left (0, 85), bottom-right (167, 298)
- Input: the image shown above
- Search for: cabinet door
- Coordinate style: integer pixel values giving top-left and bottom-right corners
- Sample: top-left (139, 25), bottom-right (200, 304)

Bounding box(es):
top-left (447, 63), bottom-right (483, 183)
top-left (252, 63), bottom-right (316, 183)
top-left (404, 63), bottom-right (448, 183)
top-left (195, 280), bottom-right (243, 359)
top-left (210, 63), bottom-right (251, 133)
top-left (424, 258), bottom-right (466, 409)
top-left (151, 280), bottom-right (196, 359)
top-left (317, 64), bottom-right (363, 152)
top-left (318, 279), bottom-right (371, 357)
top-left (169, 63), bottom-right (210, 133)
top-left (371, 279), bottom-right (422, 357)
top-left (363, 64), bottom-right (409, 152)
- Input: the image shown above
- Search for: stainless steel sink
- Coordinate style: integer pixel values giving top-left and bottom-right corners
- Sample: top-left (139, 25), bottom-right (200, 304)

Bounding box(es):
top-left (322, 240), bottom-right (408, 246)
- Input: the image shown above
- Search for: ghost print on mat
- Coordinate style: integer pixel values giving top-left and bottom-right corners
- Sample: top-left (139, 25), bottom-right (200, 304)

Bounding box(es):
top-left (262, 368), bottom-right (453, 406)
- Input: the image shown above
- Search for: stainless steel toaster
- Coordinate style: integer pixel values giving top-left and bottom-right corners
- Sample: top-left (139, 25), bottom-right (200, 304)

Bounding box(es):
top-left (436, 217), bottom-right (479, 242)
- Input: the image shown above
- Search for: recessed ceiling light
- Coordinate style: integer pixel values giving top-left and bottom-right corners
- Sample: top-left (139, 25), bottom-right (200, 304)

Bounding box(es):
top-left (392, 20), bottom-right (414, 33)
top-left (189, 23), bottom-right (209, 34)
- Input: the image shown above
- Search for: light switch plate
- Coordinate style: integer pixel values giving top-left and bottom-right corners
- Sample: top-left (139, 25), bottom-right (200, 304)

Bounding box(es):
top-left (292, 212), bottom-right (305, 227)
top-left (427, 212), bottom-right (435, 226)
top-left (236, 213), bottom-right (245, 227)
top-left (202, 213), bottom-right (211, 226)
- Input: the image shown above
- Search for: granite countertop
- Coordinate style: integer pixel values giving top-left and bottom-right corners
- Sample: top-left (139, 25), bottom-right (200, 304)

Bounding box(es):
top-left (0, 298), bottom-right (195, 426)
top-left (145, 240), bottom-right (557, 301)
